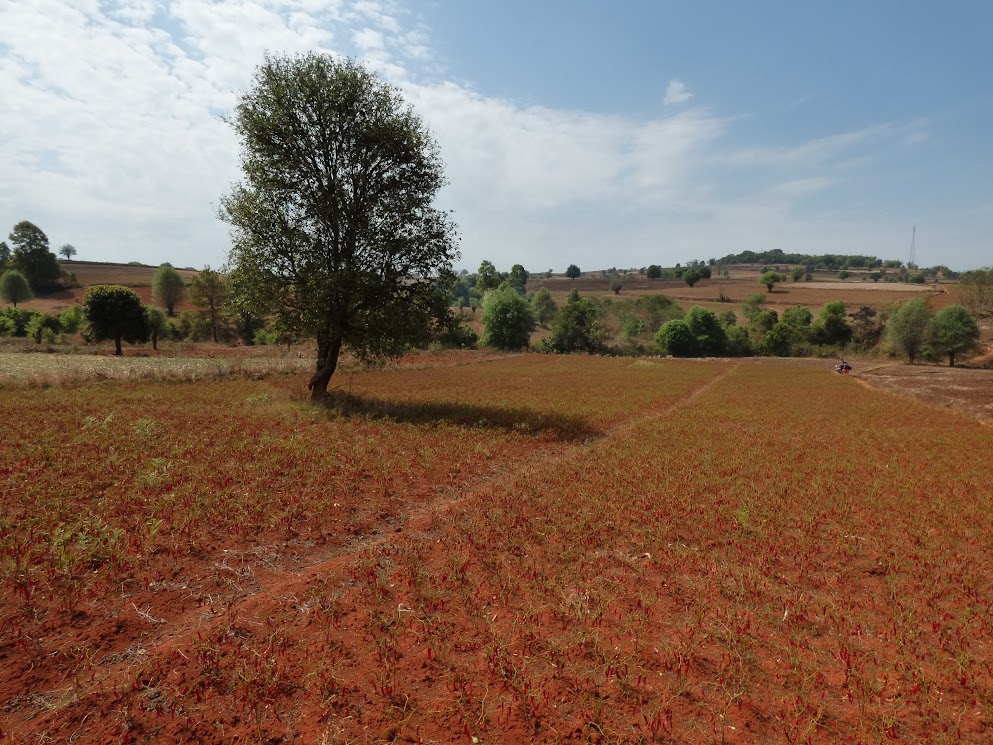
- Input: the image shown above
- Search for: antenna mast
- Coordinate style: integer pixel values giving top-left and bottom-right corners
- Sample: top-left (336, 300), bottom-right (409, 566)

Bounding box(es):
top-left (909, 225), bottom-right (917, 267)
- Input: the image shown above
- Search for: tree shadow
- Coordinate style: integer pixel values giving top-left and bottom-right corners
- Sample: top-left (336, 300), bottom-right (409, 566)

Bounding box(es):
top-left (317, 391), bottom-right (597, 442)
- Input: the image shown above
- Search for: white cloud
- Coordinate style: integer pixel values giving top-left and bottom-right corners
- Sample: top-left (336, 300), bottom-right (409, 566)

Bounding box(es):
top-left (664, 79), bottom-right (692, 106)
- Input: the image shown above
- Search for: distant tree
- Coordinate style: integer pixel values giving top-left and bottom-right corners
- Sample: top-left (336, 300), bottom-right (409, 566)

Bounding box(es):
top-left (741, 293), bottom-right (766, 320)
top-left (683, 268), bottom-right (702, 288)
top-left (545, 298), bottom-right (606, 353)
top-left (927, 304), bottom-right (979, 366)
top-left (152, 264), bottom-right (186, 316)
top-left (508, 264), bottom-right (529, 292)
top-left (781, 305), bottom-right (813, 328)
top-left (565, 264), bottom-right (582, 280)
top-left (683, 306), bottom-right (726, 355)
top-left (811, 301), bottom-right (851, 346)
top-left (0, 241), bottom-right (9, 265)
top-left (481, 285), bottom-right (535, 350)
top-left (609, 277), bottom-right (623, 295)
top-left (145, 306), bottom-right (168, 351)
top-left (59, 244), bottom-right (78, 261)
top-left (530, 287), bottom-right (557, 325)
top-left (82, 285), bottom-right (150, 355)
top-left (848, 306), bottom-right (883, 350)
top-left (718, 310), bottom-right (737, 328)
top-left (868, 272), bottom-right (881, 283)
top-left (762, 320), bottom-right (802, 356)
top-left (9, 221), bottom-right (61, 291)
top-left (656, 319), bottom-right (695, 356)
top-left (566, 288), bottom-right (580, 304)
top-left (476, 260), bottom-right (502, 293)
top-left (838, 270), bottom-right (849, 280)
top-left (759, 271), bottom-right (782, 293)
top-left (790, 266), bottom-right (805, 282)
top-left (960, 269), bottom-right (993, 317)
top-left (646, 264), bottom-right (663, 280)
top-left (188, 267), bottom-right (229, 343)
top-left (886, 297), bottom-right (933, 363)
top-left (0, 269), bottom-right (33, 307)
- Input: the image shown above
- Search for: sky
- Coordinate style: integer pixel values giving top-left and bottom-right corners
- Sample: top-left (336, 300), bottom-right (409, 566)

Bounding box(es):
top-left (1, 1), bottom-right (991, 273)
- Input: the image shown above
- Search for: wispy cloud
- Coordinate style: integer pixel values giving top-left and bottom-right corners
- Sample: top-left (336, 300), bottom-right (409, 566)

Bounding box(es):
top-left (663, 78), bottom-right (693, 106)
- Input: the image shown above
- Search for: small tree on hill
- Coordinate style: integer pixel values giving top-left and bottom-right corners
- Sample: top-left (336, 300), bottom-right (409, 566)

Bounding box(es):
top-left (0, 269), bottom-right (33, 307)
top-left (9, 221), bottom-right (61, 291)
top-left (59, 244), bottom-right (78, 261)
top-left (481, 285), bottom-right (535, 350)
top-left (927, 304), bottom-right (979, 366)
top-left (188, 266), bottom-right (229, 343)
top-left (760, 271), bottom-right (782, 293)
top-left (609, 277), bottom-right (623, 295)
top-left (530, 287), bottom-right (557, 326)
top-left (646, 264), bottom-right (662, 280)
top-left (683, 268), bottom-right (702, 288)
top-left (565, 264), bottom-right (581, 280)
top-left (476, 260), bottom-right (502, 293)
top-left (886, 297), bottom-right (932, 363)
top-left (145, 306), bottom-right (168, 351)
top-left (152, 264), bottom-right (186, 316)
top-left (82, 285), bottom-right (150, 355)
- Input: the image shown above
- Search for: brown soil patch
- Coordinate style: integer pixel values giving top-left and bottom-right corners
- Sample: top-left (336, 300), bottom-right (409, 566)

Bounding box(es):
top-left (857, 362), bottom-right (993, 426)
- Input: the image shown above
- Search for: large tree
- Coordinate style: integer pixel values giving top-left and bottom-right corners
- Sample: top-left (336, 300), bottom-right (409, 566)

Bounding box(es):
top-left (927, 304), bottom-right (979, 366)
top-left (885, 297), bottom-right (932, 363)
top-left (9, 221), bottom-right (61, 291)
top-left (152, 263), bottom-right (186, 316)
top-left (82, 285), bottom-right (150, 355)
top-left (220, 53), bottom-right (458, 400)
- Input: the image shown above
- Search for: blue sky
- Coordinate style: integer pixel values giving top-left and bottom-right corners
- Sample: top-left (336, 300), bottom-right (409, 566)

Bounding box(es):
top-left (1, 1), bottom-right (990, 272)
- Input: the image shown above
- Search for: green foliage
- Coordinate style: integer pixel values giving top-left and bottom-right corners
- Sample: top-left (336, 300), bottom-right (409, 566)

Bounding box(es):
top-left (683, 306), bottom-right (726, 355)
top-left (566, 288), bottom-right (580, 304)
top-left (438, 321), bottom-right (478, 349)
top-left (683, 268), bottom-right (702, 288)
top-left (188, 267), bottom-right (230, 343)
top-left (152, 264), bottom-right (186, 316)
top-left (58, 305), bottom-right (83, 335)
top-left (0, 241), bottom-right (9, 265)
top-left (848, 306), bottom-right (883, 350)
top-left (927, 304), bottom-right (979, 366)
top-left (781, 305), bottom-right (813, 328)
top-left (656, 319), bottom-right (695, 356)
top-left (544, 298), bottom-right (606, 353)
top-left (838, 270), bottom-right (849, 280)
top-left (9, 221), bottom-right (61, 291)
top-left (481, 286), bottom-right (535, 350)
top-left (0, 307), bottom-right (39, 337)
top-left (646, 264), bottom-right (662, 280)
top-left (761, 320), bottom-right (801, 356)
top-left (885, 297), bottom-right (933, 363)
top-left (868, 272), bottom-right (881, 283)
top-left (476, 260), bottom-right (502, 293)
top-left (724, 324), bottom-right (751, 356)
top-left (0, 315), bottom-right (14, 337)
top-left (0, 269), bottom-right (33, 307)
top-left (633, 294), bottom-right (683, 332)
top-left (565, 264), bottom-right (581, 280)
top-left (811, 301), bottom-right (852, 346)
top-left (220, 53), bottom-right (457, 399)
top-left (741, 293), bottom-right (766, 320)
top-left (508, 264), bottom-right (529, 292)
top-left (145, 307), bottom-right (168, 350)
top-left (82, 285), bottom-right (150, 355)
top-left (26, 313), bottom-right (61, 344)
top-left (609, 277), bottom-right (623, 295)
top-left (790, 266), bottom-right (806, 282)
top-left (718, 310), bottom-right (737, 328)
top-left (759, 271), bottom-right (782, 293)
top-left (530, 288), bottom-right (557, 325)
top-left (619, 313), bottom-right (644, 340)
top-left (59, 244), bottom-right (78, 260)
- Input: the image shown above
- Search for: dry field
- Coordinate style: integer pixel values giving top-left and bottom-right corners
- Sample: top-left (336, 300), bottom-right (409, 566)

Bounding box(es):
top-left (3, 352), bottom-right (993, 743)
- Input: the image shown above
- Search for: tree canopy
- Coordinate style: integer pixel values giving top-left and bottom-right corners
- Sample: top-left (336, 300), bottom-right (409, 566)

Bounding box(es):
top-left (0, 270), bottom-right (33, 307)
top-left (565, 264), bottom-right (581, 280)
top-left (82, 285), bottom-right (149, 355)
top-left (152, 264), bottom-right (186, 316)
top-left (885, 297), bottom-right (932, 363)
top-left (927, 304), bottom-right (979, 366)
top-left (480, 285), bottom-right (534, 350)
top-left (220, 53), bottom-right (458, 399)
top-left (9, 221), bottom-right (61, 291)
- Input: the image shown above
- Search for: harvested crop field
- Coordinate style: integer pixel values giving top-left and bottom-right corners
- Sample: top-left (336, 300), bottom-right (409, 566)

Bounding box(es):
top-left (2, 353), bottom-right (993, 743)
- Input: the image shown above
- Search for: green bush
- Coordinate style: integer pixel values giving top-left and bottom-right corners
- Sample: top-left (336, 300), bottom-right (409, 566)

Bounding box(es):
top-left (656, 319), bottom-right (695, 356)
top-left (481, 286), bottom-right (535, 350)
top-left (545, 298), bottom-right (606, 353)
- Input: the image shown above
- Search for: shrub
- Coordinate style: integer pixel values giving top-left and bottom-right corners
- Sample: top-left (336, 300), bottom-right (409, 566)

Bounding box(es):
top-left (82, 285), bottom-right (150, 355)
top-left (481, 286), bottom-right (535, 350)
top-left (0, 269), bottom-right (33, 307)
top-left (26, 313), bottom-right (62, 344)
top-left (0, 307), bottom-right (39, 337)
top-left (530, 288), bottom-right (557, 325)
top-left (59, 305), bottom-right (84, 334)
top-left (885, 297), bottom-right (933, 363)
top-left (656, 319), bottom-right (695, 356)
top-left (683, 306), bottom-right (726, 355)
top-left (545, 298), bottom-right (606, 353)
top-left (438, 322), bottom-right (478, 349)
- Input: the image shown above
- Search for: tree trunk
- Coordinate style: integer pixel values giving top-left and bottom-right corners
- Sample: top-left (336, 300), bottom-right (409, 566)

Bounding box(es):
top-left (114, 336), bottom-right (123, 355)
top-left (949, 352), bottom-right (956, 367)
top-left (308, 335), bottom-right (343, 401)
